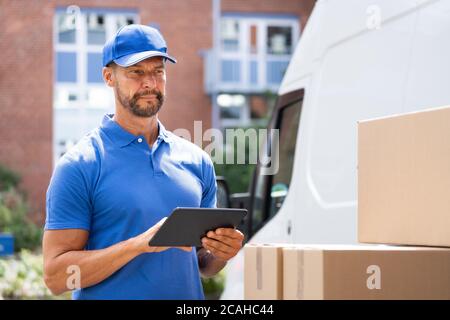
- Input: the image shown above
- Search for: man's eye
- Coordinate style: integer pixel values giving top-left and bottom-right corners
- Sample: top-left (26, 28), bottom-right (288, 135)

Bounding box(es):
top-left (131, 70), bottom-right (143, 74)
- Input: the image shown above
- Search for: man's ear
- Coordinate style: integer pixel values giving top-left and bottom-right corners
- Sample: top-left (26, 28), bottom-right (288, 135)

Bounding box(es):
top-left (102, 66), bottom-right (115, 87)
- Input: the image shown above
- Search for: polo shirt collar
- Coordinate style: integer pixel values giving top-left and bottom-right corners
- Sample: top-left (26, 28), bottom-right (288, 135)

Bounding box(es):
top-left (101, 113), bottom-right (172, 148)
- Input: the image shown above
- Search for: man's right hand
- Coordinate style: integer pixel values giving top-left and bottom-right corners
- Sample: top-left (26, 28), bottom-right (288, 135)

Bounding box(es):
top-left (133, 217), bottom-right (192, 254)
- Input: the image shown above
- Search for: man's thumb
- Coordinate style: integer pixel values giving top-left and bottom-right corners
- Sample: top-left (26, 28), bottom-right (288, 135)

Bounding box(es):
top-left (155, 217), bottom-right (168, 228)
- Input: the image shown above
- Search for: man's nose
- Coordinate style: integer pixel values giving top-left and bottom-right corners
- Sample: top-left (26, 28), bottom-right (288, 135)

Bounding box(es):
top-left (142, 74), bottom-right (157, 88)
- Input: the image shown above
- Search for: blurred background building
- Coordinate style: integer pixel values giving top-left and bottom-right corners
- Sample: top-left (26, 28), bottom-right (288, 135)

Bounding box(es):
top-left (0, 0), bottom-right (316, 223)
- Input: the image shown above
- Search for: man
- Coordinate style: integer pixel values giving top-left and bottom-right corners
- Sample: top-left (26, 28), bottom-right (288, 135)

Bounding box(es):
top-left (43, 24), bottom-right (244, 300)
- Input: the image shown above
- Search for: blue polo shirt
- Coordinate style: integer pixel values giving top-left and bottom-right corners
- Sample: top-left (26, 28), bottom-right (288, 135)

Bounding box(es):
top-left (45, 113), bottom-right (217, 300)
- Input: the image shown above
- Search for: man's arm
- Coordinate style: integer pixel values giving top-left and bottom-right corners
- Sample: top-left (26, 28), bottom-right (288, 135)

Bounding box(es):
top-left (197, 247), bottom-right (227, 278)
top-left (43, 218), bottom-right (191, 295)
top-left (197, 228), bottom-right (244, 278)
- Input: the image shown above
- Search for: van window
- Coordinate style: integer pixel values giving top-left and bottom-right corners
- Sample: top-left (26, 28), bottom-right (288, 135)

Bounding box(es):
top-left (251, 97), bottom-right (302, 234)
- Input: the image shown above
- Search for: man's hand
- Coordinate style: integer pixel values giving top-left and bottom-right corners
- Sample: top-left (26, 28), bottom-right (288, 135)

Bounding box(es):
top-left (133, 217), bottom-right (192, 254)
top-left (201, 228), bottom-right (244, 262)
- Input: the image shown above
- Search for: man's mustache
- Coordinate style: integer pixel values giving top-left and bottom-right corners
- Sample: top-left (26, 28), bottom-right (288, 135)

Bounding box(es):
top-left (134, 90), bottom-right (163, 100)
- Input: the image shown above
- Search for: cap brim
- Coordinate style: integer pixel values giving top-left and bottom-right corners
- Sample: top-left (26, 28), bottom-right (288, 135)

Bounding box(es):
top-left (114, 50), bottom-right (177, 67)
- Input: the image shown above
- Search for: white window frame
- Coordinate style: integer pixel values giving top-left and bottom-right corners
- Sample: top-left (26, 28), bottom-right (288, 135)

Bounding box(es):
top-left (218, 15), bottom-right (299, 127)
top-left (53, 9), bottom-right (139, 165)
top-left (219, 15), bottom-right (299, 93)
top-left (53, 9), bottom-right (139, 110)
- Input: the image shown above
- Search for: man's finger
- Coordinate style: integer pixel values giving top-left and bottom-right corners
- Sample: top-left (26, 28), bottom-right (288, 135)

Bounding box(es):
top-left (206, 232), bottom-right (241, 249)
top-left (148, 217), bottom-right (168, 236)
top-left (202, 237), bottom-right (233, 254)
top-left (155, 217), bottom-right (168, 227)
top-left (215, 228), bottom-right (244, 240)
top-left (149, 246), bottom-right (170, 253)
top-left (203, 244), bottom-right (229, 261)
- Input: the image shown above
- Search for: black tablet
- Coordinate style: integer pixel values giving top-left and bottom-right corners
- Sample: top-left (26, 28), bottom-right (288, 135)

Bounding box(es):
top-left (148, 207), bottom-right (247, 247)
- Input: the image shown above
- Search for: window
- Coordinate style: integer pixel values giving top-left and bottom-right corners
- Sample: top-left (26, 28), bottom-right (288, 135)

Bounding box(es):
top-left (218, 94), bottom-right (246, 120)
top-left (221, 19), bottom-right (240, 52)
top-left (251, 92), bottom-right (303, 234)
top-left (54, 8), bottom-right (139, 109)
top-left (249, 94), bottom-right (275, 120)
top-left (218, 15), bottom-right (298, 90)
top-left (87, 13), bottom-right (106, 45)
top-left (216, 14), bottom-right (299, 128)
top-left (267, 26), bottom-right (292, 55)
top-left (53, 8), bottom-right (139, 164)
top-left (221, 60), bottom-right (241, 82)
top-left (57, 14), bottom-right (76, 44)
top-left (218, 93), bottom-right (274, 128)
top-left (266, 100), bottom-right (301, 218)
top-left (56, 52), bottom-right (77, 82)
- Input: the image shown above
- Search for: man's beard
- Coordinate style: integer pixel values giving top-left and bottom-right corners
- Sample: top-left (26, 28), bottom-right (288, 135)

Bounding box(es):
top-left (116, 86), bottom-right (164, 118)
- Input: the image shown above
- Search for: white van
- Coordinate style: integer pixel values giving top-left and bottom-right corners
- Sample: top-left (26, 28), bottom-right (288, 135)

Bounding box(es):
top-left (218, 0), bottom-right (450, 299)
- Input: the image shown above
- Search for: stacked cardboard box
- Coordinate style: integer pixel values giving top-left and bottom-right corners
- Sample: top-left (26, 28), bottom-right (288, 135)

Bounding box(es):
top-left (245, 244), bottom-right (450, 299)
top-left (358, 106), bottom-right (450, 247)
top-left (282, 245), bottom-right (450, 299)
top-left (244, 106), bottom-right (450, 300)
top-left (244, 244), bottom-right (285, 300)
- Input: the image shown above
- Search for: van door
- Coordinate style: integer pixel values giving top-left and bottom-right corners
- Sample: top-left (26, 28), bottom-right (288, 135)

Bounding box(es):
top-left (248, 89), bottom-right (304, 240)
top-left (403, 0), bottom-right (450, 112)
top-left (290, 8), bottom-right (417, 244)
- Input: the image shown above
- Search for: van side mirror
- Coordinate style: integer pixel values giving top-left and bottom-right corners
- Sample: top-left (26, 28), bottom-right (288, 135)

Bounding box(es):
top-left (216, 176), bottom-right (231, 208)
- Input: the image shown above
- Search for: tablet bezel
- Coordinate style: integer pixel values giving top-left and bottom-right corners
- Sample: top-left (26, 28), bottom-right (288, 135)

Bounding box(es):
top-left (148, 207), bottom-right (247, 247)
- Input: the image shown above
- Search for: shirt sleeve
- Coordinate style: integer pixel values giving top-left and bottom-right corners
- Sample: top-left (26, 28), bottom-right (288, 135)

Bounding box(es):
top-left (45, 156), bottom-right (92, 231)
top-left (200, 153), bottom-right (217, 208)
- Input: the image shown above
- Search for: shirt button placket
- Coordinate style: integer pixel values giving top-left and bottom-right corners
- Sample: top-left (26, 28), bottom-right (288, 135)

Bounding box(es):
top-left (151, 139), bottom-right (162, 176)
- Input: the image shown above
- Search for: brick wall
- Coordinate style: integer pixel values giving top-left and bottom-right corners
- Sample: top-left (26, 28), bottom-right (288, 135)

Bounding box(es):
top-left (0, 1), bottom-right (54, 224)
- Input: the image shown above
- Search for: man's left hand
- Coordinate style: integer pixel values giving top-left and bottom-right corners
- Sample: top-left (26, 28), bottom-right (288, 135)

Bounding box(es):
top-left (201, 228), bottom-right (244, 262)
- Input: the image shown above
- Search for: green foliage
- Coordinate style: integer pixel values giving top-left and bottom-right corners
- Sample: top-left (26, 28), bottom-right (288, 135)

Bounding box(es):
top-left (0, 250), bottom-right (223, 300)
top-left (202, 270), bottom-right (225, 300)
top-left (214, 125), bottom-right (268, 194)
top-left (0, 168), bottom-right (42, 252)
top-left (0, 250), bottom-right (70, 300)
top-left (215, 162), bottom-right (255, 194)
top-left (0, 163), bottom-right (21, 192)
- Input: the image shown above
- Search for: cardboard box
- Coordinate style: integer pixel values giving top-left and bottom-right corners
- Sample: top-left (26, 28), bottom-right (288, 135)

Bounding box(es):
top-left (244, 243), bottom-right (284, 300)
top-left (283, 245), bottom-right (450, 300)
top-left (358, 106), bottom-right (450, 247)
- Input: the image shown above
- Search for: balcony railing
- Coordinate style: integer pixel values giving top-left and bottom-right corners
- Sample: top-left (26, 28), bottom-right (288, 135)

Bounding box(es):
top-left (203, 49), bottom-right (290, 94)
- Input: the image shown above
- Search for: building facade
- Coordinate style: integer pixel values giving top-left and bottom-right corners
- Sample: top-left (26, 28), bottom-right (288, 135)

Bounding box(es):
top-left (0, 0), bottom-right (315, 223)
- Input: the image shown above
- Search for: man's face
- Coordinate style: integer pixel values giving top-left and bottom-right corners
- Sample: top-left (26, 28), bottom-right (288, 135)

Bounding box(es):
top-left (111, 57), bottom-right (166, 118)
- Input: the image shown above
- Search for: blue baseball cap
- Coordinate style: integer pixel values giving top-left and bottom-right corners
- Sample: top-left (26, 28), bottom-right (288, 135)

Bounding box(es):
top-left (102, 24), bottom-right (177, 67)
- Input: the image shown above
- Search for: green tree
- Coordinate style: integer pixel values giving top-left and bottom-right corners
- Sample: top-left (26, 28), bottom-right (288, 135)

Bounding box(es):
top-left (0, 163), bottom-right (42, 252)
